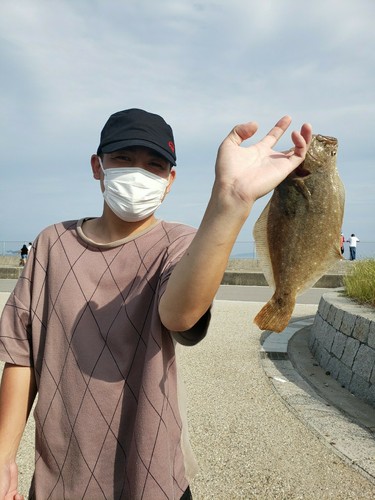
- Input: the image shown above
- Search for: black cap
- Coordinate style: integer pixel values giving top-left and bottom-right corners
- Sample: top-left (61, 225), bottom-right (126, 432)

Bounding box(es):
top-left (97, 108), bottom-right (176, 165)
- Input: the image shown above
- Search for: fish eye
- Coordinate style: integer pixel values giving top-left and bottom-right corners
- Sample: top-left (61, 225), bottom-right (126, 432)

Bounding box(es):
top-left (331, 151), bottom-right (337, 156)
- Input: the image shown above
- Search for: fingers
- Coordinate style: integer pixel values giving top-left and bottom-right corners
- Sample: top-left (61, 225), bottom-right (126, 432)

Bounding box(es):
top-left (300, 122), bottom-right (313, 147)
top-left (4, 493), bottom-right (23, 500)
top-left (291, 123), bottom-right (313, 159)
top-left (226, 122), bottom-right (259, 146)
top-left (224, 116), bottom-right (312, 155)
top-left (261, 117), bottom-right (312, 153)
top-left (260, 115), bottom-right (292, 148)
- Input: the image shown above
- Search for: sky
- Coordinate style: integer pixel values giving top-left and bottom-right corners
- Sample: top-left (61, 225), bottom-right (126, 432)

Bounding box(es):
top-left (1, 0), bottom-right (374, 254)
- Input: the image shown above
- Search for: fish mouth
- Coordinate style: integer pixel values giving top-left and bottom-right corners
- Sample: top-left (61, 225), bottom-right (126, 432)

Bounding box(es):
top-left (305, 134), bottom-right (338, 164)
top-left (315, 134), bottom-right (337, 145)
top-left (292, 134), bottom-right (338, 177)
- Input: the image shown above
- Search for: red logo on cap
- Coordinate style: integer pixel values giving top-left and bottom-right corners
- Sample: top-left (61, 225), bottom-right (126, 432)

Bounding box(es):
top-left (168, 141), bottom-right (175, 153)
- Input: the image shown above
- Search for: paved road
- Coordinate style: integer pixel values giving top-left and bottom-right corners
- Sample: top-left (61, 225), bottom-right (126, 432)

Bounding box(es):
top-left (216, 284), bottom-right (330, 304)
top-left (179, 301), bottom-right (375, 498)
top-left (0, 279), bottom-right (18, 292)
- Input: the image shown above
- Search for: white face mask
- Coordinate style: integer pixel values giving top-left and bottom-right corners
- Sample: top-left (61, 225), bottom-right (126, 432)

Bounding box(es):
top-left (99, 158), bottom-right (169, 222)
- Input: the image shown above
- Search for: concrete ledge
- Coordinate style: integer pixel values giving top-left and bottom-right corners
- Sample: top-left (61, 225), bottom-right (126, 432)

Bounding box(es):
top-left (0, 267), bottom-right (346, 286)
top-left (0, 267), bottom-right (22, 279)
top-left (309, 291), bottom-right (375, 407)
top-left (0, 257), bottom-right (350, 287)
top-left (222, 271), bottom-right (344, 288)
top-left (222, 271), bottom-right (268, 286)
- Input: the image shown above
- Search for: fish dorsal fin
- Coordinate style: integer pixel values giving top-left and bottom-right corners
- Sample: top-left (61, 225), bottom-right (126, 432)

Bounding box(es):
top-left (253, 201), bottom-right (275, 290)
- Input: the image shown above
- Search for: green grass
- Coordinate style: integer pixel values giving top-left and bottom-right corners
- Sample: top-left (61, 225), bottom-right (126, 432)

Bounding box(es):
top-left (343, 259), bottom-right (375, 307)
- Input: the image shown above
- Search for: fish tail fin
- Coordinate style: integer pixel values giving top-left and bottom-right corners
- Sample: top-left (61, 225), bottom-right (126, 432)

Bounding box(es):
top-left (253, 294), bottom-right (295, 333)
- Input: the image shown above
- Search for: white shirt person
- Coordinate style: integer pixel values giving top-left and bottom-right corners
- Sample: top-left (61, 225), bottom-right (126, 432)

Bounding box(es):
top-left (347, 233), bottom-right (360, 260)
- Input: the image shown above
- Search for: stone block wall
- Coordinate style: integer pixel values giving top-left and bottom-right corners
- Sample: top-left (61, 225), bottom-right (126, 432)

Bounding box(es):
top-left (309, 291), bottom-right (375, 407)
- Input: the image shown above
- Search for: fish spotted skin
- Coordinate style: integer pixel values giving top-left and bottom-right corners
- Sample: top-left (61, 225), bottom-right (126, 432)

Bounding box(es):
top-left (253, 134), bottom-right (345, 333)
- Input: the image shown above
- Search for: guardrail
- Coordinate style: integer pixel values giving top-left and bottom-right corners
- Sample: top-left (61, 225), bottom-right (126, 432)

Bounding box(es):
top-left (1, 240), bottom-right (375, 260)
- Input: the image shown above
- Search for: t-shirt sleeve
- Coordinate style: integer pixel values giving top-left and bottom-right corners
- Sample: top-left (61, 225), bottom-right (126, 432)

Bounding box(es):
top-left (170, 309), bottom-right (211, 346)
top-left (157, 225), bottom-right (211, 346)
top-left (0, 288), bottom-right (33, 366)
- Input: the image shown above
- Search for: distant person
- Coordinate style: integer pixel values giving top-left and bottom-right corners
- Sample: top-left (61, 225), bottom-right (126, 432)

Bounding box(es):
top-left (347, 233), bottom-right (360, 260)
top-left (0, 108), bottom-right (312, 499)
top-left (20, 244), bottom-right (28, 266)
top-left (340, 233), bottom-right (345, 255)
top-left (27, 241), bottom-right (32, 253)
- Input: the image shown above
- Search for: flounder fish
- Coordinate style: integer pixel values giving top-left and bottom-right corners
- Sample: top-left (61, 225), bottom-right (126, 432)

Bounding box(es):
top-left (253, 134), bottom-right (345, 333)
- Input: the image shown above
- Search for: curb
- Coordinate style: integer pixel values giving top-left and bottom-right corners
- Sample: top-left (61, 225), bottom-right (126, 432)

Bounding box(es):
top-left (260, 318), bottom-right (375, 485)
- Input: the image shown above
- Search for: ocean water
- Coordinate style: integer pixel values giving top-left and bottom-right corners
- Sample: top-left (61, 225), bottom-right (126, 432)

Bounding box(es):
top-left (230, 240), bottom-right (375, 261)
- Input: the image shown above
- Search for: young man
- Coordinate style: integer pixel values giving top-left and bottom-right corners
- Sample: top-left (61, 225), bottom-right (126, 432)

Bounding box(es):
top-left (0, 108), bottom-right (312, 499)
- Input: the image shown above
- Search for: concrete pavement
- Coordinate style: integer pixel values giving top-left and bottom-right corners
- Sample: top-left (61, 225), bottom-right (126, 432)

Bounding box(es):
top-left (0, 282), bottom-right (374, 498)
top-left (180, 299), bottom-right (375, 498)
top-left (215, 284), bottom-right (330, 304)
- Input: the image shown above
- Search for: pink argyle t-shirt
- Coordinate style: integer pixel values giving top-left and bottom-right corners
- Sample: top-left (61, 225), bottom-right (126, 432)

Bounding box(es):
top-left (0, 219), bottom-right (209, 499)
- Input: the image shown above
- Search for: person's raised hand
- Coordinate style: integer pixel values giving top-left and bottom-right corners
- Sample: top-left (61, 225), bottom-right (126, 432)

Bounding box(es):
top-left (214, 116), bottom-right (312, 209)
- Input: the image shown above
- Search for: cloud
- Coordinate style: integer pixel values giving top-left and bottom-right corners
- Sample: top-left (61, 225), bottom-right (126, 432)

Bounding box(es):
top-left (0, 0), bottom-right (374, 248)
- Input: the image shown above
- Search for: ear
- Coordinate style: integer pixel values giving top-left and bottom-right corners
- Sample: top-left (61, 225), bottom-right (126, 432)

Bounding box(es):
top-left (165, 168), bottom-right (176, 194)
top-left (91, 154), bottom-right (102, 180)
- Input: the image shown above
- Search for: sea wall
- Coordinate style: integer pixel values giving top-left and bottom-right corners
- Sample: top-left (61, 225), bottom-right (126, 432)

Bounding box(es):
top-left (309, 291), bottom-right (375, 407)
top-left (1, 257), bottom-right (352, 284)
top-left (222, 259), bottom-right (349, 287)
top-left (0, 256), bottom-right (23, 279)
top-left (222, 271), bottom-right (344, 288)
